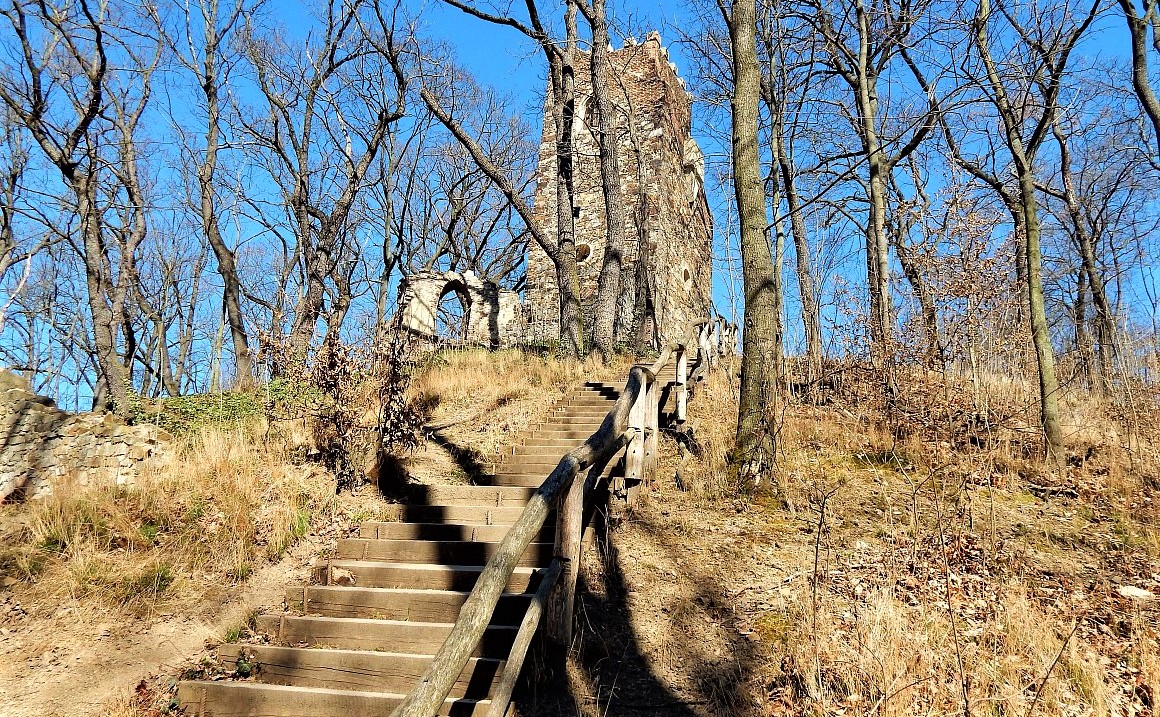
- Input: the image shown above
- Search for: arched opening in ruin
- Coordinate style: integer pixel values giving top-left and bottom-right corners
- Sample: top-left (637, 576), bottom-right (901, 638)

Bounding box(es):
top-left (576, 243), bottom-right (592, 262)
top-left (435, 281), bottom-right (471, 344)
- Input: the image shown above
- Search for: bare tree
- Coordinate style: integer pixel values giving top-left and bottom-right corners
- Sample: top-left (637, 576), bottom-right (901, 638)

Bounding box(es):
top-left (942, 0), bottom-right (1101, 462)
top-left (805, 0), bottom-right (939, 367)
top-left (165, 0), bottom-right (260, 387)
top-left (0, 108), bottom-right (46, 332)
top-left (1119, 0), bottom-right (1160, 163)
top-left (235, 0), bottom-right (407, 357)
top-left (434, 0), bottom-right (586, 356)
top-left (0, 0), bottom-right (155, 412)
top-left (721, 0), bottom-right (779, 481)
top-left (579, 0), bottom-right (631, 360)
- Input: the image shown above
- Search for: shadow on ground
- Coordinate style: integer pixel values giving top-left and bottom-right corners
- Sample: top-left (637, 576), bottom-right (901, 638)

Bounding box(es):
top-left (514, 510), bottom-right (762, 717)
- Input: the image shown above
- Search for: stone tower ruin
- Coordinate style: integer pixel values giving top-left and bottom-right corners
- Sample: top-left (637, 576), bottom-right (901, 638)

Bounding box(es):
top-left (524, 33), bottom-right (713, 348)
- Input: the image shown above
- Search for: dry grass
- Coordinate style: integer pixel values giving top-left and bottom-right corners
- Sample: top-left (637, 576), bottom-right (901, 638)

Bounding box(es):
top-left (0, 423), bottom-right (335, 619)
top-left (583, 362), bottom-right (1160, 717)
top-left (763, 583), bottom-right (1118, 716)
top-left (678, 363), bottom-right (740, 497)
top-left (410, 348), bottom-right (628, 466)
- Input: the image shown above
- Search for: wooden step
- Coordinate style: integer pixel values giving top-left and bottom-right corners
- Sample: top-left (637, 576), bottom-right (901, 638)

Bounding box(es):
top-left (553, 408), bottom-right (610, 417)
top-left (253, 615), bottom-right (517, 657)
top-left (476, 473), bottom-right (545, 488)
top-left (381, 505), bottom-right (535, 525)
top-left (408, 484), bottom-right (535, 507)
top-left (315, 560), bottom-right (538, 591)
top-left (216, 644), bottom-right (502, 698)
top-left (357, 522), bottom-right (552, 542)
top-left (333, 538), bottom-right (553, 567)
top-left (561, 399), bottom-right (617, 408)
top-left (289, 586), bottom-right (533, 623)
top-left (176, 680), bottom-right (489, 717)
top-left (540, 416), bottom-right (605, 428)
top-left (513, 438), bottom-right (586, 449)
top-left (501, 453), bottom-right (568, 465)
top-left (526, 429), bottom-right (599, 439)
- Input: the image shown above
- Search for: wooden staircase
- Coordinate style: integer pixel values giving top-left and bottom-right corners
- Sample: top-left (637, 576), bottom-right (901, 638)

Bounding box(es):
top-left (176, 376), bottom-right (649, 717)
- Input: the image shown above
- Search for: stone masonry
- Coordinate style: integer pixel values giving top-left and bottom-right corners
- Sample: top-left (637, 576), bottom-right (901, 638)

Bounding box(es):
top-left (398, 270), bottom-right (524, 348)
top-left (0, 370), bottom-right (171, 501)
top-left (525, 32), bottom-right (714, 347)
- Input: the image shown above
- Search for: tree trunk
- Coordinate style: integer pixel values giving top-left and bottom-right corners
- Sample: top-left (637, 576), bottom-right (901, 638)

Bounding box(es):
top-left (1020, 173), bottom-right (1065, 461)
top-left (726, 0), bottom-right (778, 481)
top-left (587, 0), bottom-right (629, 361)
top-left (77, 176), bottom-right (131, 413)
top-left (974, 0), bottom-right (1065, 462)
top-left (1051, 120), bottom-right (1115, 392)
top-left (776, 132), bottom-right (822, 396)
top-left (552, 1), bottom-right (584, 356)
top-left (1074, 269), bottom-right (1095, 390)
top-left (853, 2), bottom-right (893, 365)
top-left (893, 234), bottom-right (946, 367)
top-left (1120, 0), bottom-right (1160, 161)
top-left (196, 0), bottom-right (254, 387)
top-left (760, 79), bottom-right (785, 380)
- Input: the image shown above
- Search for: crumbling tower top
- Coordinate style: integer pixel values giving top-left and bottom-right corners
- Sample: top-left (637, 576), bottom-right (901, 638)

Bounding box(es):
top-left (524, 32), bottom-right (713, 348)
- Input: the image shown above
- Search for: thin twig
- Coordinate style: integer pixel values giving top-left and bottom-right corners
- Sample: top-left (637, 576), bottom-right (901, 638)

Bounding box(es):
top-left (1025, 620), bottom-right (1081, 717)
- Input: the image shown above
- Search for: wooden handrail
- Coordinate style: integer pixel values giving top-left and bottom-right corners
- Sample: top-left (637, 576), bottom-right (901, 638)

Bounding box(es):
top-left (484, 559), bottom-right (562, 717)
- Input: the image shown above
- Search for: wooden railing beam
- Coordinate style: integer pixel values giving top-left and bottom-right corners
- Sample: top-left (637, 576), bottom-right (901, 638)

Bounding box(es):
top-left (546, 464), bottom-right (587, 645)
top-left (484, 559), bottom-right (562, 717)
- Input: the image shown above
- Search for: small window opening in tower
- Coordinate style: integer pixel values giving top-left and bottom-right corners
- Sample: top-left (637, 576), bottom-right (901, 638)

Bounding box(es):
top-left (584, 96), bottom-right (599, 133)
top-left (435, 282), bottom-right (471, 345)
top-left (682, 266), bottom-right (692, 290)
top-left (576, 243), bottom-right (592, 262)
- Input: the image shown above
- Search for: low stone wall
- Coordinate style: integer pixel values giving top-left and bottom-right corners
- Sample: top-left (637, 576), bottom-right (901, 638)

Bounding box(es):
top-left (0, 370), bottom-right (171, 501)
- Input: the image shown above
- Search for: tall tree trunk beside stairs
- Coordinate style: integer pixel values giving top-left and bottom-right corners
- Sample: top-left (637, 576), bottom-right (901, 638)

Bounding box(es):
top-left (433, 0), bottom-right (585, 356)
top-left (586, 0), bottom-right (630, 361)
top-left (553, 1), bottom-right (584, 356)
top-left (725, 0), bottom-right (778, 482)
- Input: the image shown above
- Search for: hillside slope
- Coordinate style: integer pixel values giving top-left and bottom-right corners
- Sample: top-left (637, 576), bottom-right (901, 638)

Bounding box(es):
top-left (521, 364), bottom-right (1160, 717)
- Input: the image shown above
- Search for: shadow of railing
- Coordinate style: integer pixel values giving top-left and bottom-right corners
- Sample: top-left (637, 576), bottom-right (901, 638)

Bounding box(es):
top-left (508, 512), bottom-right (760, 716)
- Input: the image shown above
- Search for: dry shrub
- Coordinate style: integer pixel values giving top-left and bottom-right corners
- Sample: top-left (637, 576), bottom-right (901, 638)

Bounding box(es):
top-left (772, 585), bottom-right (1112, 716)
top-left (0, 424), bottom-right (335, 618)
top-left (679, 363), bottom-right (740, 497)
top-left (260, 325), bottom-right (422, 490)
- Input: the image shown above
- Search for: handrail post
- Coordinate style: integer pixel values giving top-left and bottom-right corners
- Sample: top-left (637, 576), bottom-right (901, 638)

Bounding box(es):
top-left (622, 377), bottom-right (646, 501)
top-left (546, 469), bottom-right (585, 646)
top-left (639, 373), bottom-right (659, 501)
top-left (675, 345), bottom-right (688, 424)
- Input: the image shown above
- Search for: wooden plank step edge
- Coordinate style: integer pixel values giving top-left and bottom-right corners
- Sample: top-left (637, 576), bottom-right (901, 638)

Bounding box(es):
top-left (176, 680), bottom-right (490, 717)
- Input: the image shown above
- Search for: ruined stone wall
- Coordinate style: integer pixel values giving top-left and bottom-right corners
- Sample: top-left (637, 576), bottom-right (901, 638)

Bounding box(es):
top-left (0, 371), bottom-right (171, 501)
top-left (398, 270), bottom-right (524, 348)
top-left (525, 33), bottom-right (714, 347)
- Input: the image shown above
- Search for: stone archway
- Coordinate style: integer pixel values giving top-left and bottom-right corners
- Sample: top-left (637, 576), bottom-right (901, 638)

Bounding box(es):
top-left (434, 279), bottom-right (472, 343)
top-left (398, 270), bottom-right (524, 348)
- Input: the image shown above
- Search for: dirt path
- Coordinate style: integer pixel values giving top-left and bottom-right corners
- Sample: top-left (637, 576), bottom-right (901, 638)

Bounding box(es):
top-left (0, 533), bottom-right (322, 717)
